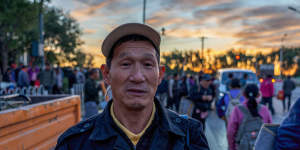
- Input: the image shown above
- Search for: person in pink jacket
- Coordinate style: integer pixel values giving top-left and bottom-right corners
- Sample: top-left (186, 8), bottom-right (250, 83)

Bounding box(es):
top-left (227, 84), bottom-right (272, 150)
top-left (260, 74), bottom-right (275, 115)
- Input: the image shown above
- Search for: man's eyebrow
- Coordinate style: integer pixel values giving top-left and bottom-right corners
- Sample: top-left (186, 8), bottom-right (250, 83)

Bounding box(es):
top-left (118, 52), bottom-right (130, 59)
top-left (143, 53), bottom-right (156, 60)
top-left (117, 52), bottom-right (156, 60)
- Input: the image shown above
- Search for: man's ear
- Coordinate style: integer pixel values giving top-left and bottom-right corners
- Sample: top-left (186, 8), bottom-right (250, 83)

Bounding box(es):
top-left (158, 65), bottom-right (165, 84)
top-left (101, 64), bottom-right (110, 85)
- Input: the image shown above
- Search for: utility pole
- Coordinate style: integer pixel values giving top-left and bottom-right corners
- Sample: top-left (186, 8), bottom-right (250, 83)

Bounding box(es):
top-left (39, 0), bottom-right (45, 69)
top-left (143, 0), bottom-right (146, 24)
top-left (200, 36), bottom-right (207, 67)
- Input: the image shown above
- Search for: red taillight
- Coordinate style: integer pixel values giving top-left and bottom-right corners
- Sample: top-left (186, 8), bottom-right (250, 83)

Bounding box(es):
top-left (259, 79), bottom-right (263, 83)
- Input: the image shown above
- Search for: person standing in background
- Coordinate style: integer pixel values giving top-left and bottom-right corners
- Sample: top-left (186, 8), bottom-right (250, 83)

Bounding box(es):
top-left (240, 73), bottom-right (248, 89)
top-left (83, 69), bottom-right (102, 119)
top-left (68, 68), bottom-right (76, 90)
top-left (2, 68), bottom-right (13, 82)
top-left (38, 63), bottom-right (56, 94)
top-left (260, 74), bottom-right (275, 115)
top-left (76, 67), bottom-right (86, 84)
top-left (216, 78), bottom-right (245, 124)
top-left (189, 74), bottom-right (214, 130)
top-left (53, 68), bottom-right (63, 94)
top-left (282, 76), bottom-right (296, 112)
top-left (9, 63), bottom-right (17, 83)
top-left (28, 65), bottom-right (40, 86)
top-left (226, 73), bottom-right (234, 91)
top-left (17, 66), bottom-right (30, 88)
top-left (167, 73), bottom-right (180, 111)
top-left (156, 75), bottom-right (168, 106)
top-left (15, 63), bottom-right (24, 84)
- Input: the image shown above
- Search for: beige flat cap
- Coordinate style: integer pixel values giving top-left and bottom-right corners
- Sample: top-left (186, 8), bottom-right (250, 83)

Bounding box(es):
top-left (101, 23), bottom-right (161, 57)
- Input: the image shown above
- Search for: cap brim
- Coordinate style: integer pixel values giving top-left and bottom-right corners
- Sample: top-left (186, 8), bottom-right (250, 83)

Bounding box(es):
top-left (101, 23), bottom-right (161, 57)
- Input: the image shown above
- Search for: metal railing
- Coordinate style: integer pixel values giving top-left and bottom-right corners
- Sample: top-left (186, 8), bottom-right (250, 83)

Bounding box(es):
top-left (0, 86), bottom-right (48, 96)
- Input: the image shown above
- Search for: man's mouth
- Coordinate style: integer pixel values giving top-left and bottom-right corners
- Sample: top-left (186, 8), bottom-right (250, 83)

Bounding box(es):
top-left (126, 88), bottom-right (147, 96)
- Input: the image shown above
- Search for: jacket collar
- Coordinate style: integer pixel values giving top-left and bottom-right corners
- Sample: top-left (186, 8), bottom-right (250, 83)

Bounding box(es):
top-left (89, 98), bottom-right (185, 141)
top-left (88, 100), bottom-right (117, 141)
top-left (154, 98), bottom-right (185, 137)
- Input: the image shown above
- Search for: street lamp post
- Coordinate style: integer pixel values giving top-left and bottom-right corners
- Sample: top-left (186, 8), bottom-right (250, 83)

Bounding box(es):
top-left (200, 36), bottom-right (207, 68)
top-left (143, 0), bottom-right (146, 24)
top-left (39, 0), bottom-right (45, 69)
top-left (288, 6), bottom-right (300, 14)
top-left (280, 33), bottom-right (287, 79)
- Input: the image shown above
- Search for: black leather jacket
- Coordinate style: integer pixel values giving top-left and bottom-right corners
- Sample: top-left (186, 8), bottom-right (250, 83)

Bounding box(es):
top-left (55, 98), bottom-right (209, 150)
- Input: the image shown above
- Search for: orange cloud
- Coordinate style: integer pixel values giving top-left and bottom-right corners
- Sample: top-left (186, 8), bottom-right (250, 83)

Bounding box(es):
top-left (83, 29), bottom-right (98, 34)
top-left (70, 1), bottom-right (110, 21)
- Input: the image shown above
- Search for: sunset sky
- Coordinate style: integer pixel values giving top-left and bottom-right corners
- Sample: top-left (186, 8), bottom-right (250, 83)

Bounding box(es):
top-left (50, 0), bottom-right (300, 65)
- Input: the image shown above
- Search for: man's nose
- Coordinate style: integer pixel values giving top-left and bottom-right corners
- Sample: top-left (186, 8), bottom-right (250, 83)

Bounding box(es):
top-left (129, 64), bottom-right (146, 83)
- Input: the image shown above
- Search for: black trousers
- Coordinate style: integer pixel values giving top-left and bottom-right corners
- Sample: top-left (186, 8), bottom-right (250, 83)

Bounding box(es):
top-left (192, 109), bottom-right (206, 131)
top-left (261, 97), bottom-right (275, 115)
top-left (283, 94), bottom-right (292, 111)
top-left (167, 96), bottom-right (180, 112)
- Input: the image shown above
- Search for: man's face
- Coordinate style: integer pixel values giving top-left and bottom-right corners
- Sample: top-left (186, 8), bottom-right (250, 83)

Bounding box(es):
top-left (92, 71), bottom-right (99, 80)
top-left (208, 79), bottom-right (213, 85)
top-left (200, 80), bottom-right (210, 88)
top-left (46, 65), bottom-right (50, 70)
top-left (175, 75), bottom-right (179, 80)
top-left (102, 41), bottom-right (164, 110)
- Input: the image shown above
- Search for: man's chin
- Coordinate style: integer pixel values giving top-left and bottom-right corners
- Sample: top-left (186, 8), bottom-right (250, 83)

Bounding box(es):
top-left (125, 102), bottom-right (146, 111)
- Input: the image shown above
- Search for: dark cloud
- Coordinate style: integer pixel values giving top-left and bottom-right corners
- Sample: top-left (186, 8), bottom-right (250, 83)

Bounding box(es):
top-left (235, 14), bottom-right (300, 39)
top-left (75, 0), bottom-right (106, 6)
top-left (71, 0), bottom-right (138, 21)
top-left (193, 1), bottom-right (241, 19)
top-left (219, 15), bottom-right (242, 24)
top-left (212, 4), bottom-right (300, 48)
top-left (245, 5), bottom-right (286, 17)
top-left (161, 0), bottom-right (234, 10)
top-left (219, 5), bottom-right (298, 25)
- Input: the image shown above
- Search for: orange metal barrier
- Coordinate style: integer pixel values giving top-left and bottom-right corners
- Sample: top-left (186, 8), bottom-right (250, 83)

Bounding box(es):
top-left (0, 95), bottom-right (81, 150)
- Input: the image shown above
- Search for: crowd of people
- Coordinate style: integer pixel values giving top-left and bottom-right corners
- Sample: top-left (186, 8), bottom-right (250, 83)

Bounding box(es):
top-left (1, 62), bottom-right (100, 95)
top-left (156, 71), bottom-right (297, 150)
top-left (155, 72), bottom-right (218, 130)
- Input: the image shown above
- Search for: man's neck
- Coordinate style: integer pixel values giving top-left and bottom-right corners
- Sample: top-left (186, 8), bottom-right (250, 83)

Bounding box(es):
top-left (200, 84), bottom-right (209, 89)
top-left (112, 101), bottom-right (154, 134)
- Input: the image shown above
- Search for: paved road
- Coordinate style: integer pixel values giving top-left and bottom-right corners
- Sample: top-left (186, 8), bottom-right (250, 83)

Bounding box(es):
top-left (205, 87), bottom-right (300, 150)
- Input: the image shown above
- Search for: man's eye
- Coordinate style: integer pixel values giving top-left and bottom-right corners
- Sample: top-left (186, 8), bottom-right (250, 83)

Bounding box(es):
top-left (121, 63), bottom-right (130, 66)
top-left (144, 62), bottom-right (153, 67)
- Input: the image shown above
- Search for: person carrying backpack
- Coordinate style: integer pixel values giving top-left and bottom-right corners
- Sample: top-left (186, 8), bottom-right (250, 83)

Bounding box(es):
top-left (216, 79), bottom-right (245, 124)
top-left (227, 84), bottom-right (272, 150)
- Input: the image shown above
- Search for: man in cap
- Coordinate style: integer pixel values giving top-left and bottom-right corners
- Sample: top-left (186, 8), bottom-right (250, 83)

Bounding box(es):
top-left (189, 74), bottom-right (214, 131)
top-left (55, 23), bottom-right (209, 150)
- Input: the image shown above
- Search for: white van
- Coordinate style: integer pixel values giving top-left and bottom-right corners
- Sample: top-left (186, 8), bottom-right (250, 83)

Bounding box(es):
top-left (216, 68), bottom-right (259, 97)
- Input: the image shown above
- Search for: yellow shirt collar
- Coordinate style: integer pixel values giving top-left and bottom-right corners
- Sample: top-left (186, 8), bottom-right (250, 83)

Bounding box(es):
top-left (110, 102), bottom-right (156, 146)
